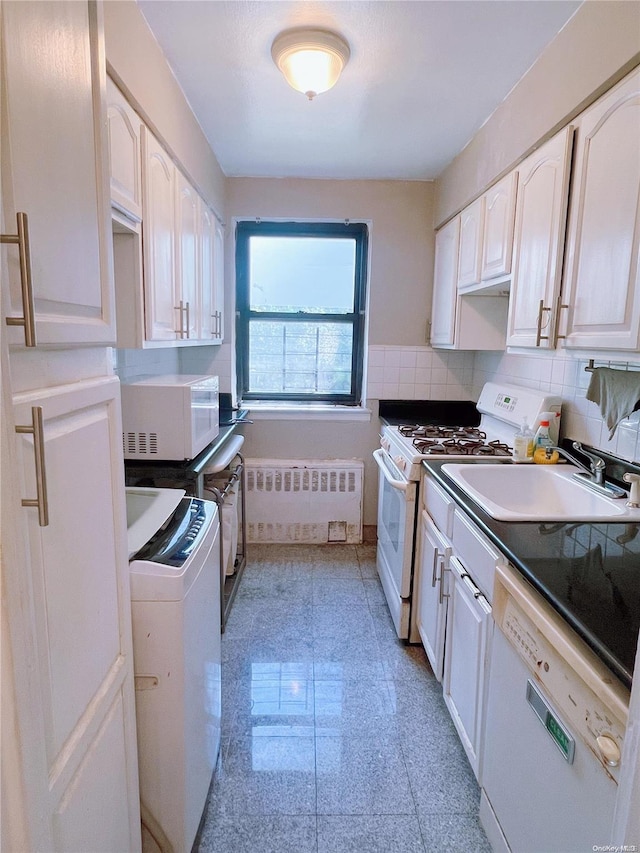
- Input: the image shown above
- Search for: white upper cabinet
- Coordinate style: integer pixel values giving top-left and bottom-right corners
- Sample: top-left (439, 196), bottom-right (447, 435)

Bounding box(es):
top-left (106, 78), bottom-right (142, 222)
top-left (431, 215), bottom-right (508, 351)
top-left (175, 172), bottom-right (199, 341)
top-left (481, 172), bottom-right (518, 281)
top-left (561, 68), bottom-right (640, 351)
top-left (456, 172), bottom-right (517, 292)
top-left (457, 198), bottom-right (485, 289)
top-left (431, 216), bottom-right (460, 347)
top-left (198, 202), bottom-right (224, 343)
top-left (142, 128), bottom-right (178, 342)
top-left (506, 125), bottom-right (574, 349)
top-left (112, 110), bottom-right (224, 348)
top-left (1, 0), bottom-right (115, 347)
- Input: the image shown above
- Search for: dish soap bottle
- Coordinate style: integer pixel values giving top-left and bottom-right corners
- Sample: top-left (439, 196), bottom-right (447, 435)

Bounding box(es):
top-left (513, 419), bottom-right (534, 463)
top-left (534, 419), bottom-right (552, 449)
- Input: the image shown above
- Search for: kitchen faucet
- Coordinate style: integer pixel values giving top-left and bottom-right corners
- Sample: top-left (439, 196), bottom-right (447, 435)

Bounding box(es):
top-left (546, 441), bottom-right (627, 498)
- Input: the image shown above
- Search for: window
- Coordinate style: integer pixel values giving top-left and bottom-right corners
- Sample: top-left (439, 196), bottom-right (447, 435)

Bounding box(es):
top-left (235, 221), bottom-right (368, 404)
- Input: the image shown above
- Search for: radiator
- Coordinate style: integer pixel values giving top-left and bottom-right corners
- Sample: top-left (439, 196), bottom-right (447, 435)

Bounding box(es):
top-left (245, 459), bottom-right (364, 544)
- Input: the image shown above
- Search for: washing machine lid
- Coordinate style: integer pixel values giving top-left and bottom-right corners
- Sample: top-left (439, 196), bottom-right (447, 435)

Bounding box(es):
top-left (125, 486), bottom-right (185, 559)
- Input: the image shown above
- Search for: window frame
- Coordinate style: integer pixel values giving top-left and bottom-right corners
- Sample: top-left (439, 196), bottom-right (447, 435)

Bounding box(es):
top-left (235, 220), bottom-right (368, 405)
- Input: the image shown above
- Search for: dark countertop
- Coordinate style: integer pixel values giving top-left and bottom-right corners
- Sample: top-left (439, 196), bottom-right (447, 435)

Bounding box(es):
top-left (423, 459), bottom-right (640, 690)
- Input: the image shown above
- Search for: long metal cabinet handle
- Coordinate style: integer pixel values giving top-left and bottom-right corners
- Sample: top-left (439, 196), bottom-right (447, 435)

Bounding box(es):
top-left (175, 300), bottom-right (186, 338)
top-left (185, 301), bottom-right (190, 339)
top-left (535, 299), bottom-right (552, 347)
top-left (2, 212), bottom-right (36, 347)
top-left (438, 558), bottom-right (449, 604)
top-left (554, 295), bottom-right (569, 343)
top-left (431, 548), bottom-right (439, 587)
top-left (15, 406), bottom-right (49, 526)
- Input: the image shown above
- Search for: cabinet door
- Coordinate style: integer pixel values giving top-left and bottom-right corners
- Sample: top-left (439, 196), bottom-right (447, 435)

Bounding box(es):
top-left (175, 171), bottom-right (199, 340)
top-left (197, 200), bottom-right (223, 343)
top-left (1, 0), bottom-right (115, 346)
top-left (431, 217), bottom-right (460, 347)
top-left (562, 69), bottom-right (640, 351)
top-left (443, 556), bottom-right (492, 781)
top-left (457, 198), bottom-right (484, 289)
top-left (481, 172), bottom-right (518, 280)
top-left (8, 377), bottom-right (140, 850)
top-left (142, 128), bottom-right (178, 341)
top-left (506, 126), bottom-right (574, 348)
top-left (416, 510), bottom-right (450, 682)
top-left (106, 77), bottom-right (142, 221)
top-left (213, 218), bottom-right (225, 344)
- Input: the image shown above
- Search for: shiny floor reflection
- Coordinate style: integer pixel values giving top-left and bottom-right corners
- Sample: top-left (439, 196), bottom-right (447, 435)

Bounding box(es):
top-left (194, 544), bottom-right (491, 852)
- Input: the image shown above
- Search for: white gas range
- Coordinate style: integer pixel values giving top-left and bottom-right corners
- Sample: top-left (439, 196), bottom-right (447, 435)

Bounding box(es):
top-left (373, 382), bottom-right (562, 642)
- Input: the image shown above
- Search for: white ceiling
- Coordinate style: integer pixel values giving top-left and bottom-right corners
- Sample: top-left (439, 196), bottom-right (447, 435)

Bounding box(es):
top-left (137, 0), bottom-right (581, 181)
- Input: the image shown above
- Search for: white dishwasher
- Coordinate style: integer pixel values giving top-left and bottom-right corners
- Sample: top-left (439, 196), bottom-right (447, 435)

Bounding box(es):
top-left (126, 487), bottom-right (221, 853)
top-left (480, 560), bottom-right (630, 853)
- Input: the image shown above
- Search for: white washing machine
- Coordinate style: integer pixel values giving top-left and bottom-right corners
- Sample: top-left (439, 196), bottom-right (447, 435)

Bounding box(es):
top-left (126, 488), bottom-right (221, 853)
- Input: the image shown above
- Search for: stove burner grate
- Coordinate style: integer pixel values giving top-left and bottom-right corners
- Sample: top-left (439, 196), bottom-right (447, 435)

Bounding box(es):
top-left (412, 435), bottom-right (511, 456)
top-left (401, 424), bottom-right (487, 441)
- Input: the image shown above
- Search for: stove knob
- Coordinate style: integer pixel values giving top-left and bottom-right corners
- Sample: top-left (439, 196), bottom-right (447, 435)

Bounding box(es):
top-left (394, 456), bottom-right (406, 471)
top-left (596, 735), bottom-right (621, 767)
top-left (381, 438), bottom-right (390, 452)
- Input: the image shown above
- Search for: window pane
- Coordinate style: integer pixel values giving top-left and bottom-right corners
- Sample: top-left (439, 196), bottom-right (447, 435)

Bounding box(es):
top-left (249, 237), bottom-right (356, 314)
top-left (248, 320), bottom-right (353, 395)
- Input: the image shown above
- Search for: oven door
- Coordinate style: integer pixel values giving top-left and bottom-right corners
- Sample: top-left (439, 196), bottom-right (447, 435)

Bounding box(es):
top-left (372, 448), bottom-right (417, 639)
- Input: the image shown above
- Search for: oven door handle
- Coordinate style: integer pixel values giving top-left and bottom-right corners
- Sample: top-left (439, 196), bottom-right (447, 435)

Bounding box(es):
top-left (373, 449), bottom-right (408, 492)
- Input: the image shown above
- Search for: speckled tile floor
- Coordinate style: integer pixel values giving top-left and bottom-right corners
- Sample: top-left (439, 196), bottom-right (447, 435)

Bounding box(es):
top-left (194, 544), bottom-right (491, 853)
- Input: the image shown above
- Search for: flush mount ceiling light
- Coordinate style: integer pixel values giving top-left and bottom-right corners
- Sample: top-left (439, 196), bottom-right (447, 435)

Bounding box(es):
top-left (271, 28), bottom-right (350, 101)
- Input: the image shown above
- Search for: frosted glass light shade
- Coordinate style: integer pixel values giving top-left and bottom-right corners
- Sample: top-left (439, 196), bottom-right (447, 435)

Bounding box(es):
top-left (271, 29), bottom-right (350, 100)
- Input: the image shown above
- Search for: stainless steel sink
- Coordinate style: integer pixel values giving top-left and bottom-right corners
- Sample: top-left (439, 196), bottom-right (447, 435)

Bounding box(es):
top-left (441, 463), bottom-right (640, 522)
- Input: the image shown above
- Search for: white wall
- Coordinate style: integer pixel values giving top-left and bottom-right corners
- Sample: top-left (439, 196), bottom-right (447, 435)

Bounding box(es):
top-left (103, 0), bottom-right (226, 220)
top-left (223, 177), bottom-right (480, 526)
top-left (436, 1), bottom-right (640, 225)
top-left (434, 2), bottom-right (640, 463)
top-left (228, 177), bottom-right (435, 347)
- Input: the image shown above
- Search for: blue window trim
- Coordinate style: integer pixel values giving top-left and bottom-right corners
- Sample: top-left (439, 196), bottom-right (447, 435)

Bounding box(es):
top-left (235, 220), bottom-right (368, 405)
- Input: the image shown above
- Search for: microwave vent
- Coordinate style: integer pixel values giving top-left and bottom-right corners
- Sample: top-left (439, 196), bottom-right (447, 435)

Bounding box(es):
top-left (124, 431), bottom-right (159, 456)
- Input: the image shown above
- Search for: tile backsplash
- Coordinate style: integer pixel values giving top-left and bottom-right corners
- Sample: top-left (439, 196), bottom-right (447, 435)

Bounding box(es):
top-left (116, 342), bottom-right (640, 465)
top-left (114, 343), bottom-right (234, 393)
top-left (366, 346), bottom-right (474, 402)
top-left (367, 346), bottom-right (640, 465)
top-left (474, 351), bottom-right (640, 464)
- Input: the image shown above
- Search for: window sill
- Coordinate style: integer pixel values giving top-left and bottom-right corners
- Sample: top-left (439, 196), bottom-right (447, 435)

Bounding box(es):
top-left (242, 403), bottom-right (372, 423)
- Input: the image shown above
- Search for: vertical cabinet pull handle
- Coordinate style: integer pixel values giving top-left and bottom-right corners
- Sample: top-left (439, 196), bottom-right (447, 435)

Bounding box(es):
top-left (2, 212), bottom-right (36, 347)
top-left (438, 558), bottom-right (449, 604)
top-left (431, 548), bottom-right (439, 587)
top-left (185, 301), bottom-right (190, 339)
top-left (15, 406), bottom-right (49, 527)
top-left (554, 295), bottom-right (569, 343)
top-left (175, 300), bottom-right (186, 338)
top-left (535, 299), bottom-right (553, 347)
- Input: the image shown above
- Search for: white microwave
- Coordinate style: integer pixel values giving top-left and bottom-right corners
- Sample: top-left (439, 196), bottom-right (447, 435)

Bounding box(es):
top-left (121, 374), bottom-right (219, 460)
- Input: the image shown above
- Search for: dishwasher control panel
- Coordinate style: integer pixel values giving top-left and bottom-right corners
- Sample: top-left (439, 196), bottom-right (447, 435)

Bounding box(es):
top-left (499, 591), bottom-right (627, 782)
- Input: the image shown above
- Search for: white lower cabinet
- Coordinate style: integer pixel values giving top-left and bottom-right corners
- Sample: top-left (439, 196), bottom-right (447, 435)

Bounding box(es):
top-left (4, 375), bottom-right (141, 851)
top-left (418, 472), bottom-right (497, 783)
top-left (416, 510), bottom-right (450, 682)
top-left (442, 555), bottom-right (492, 781)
